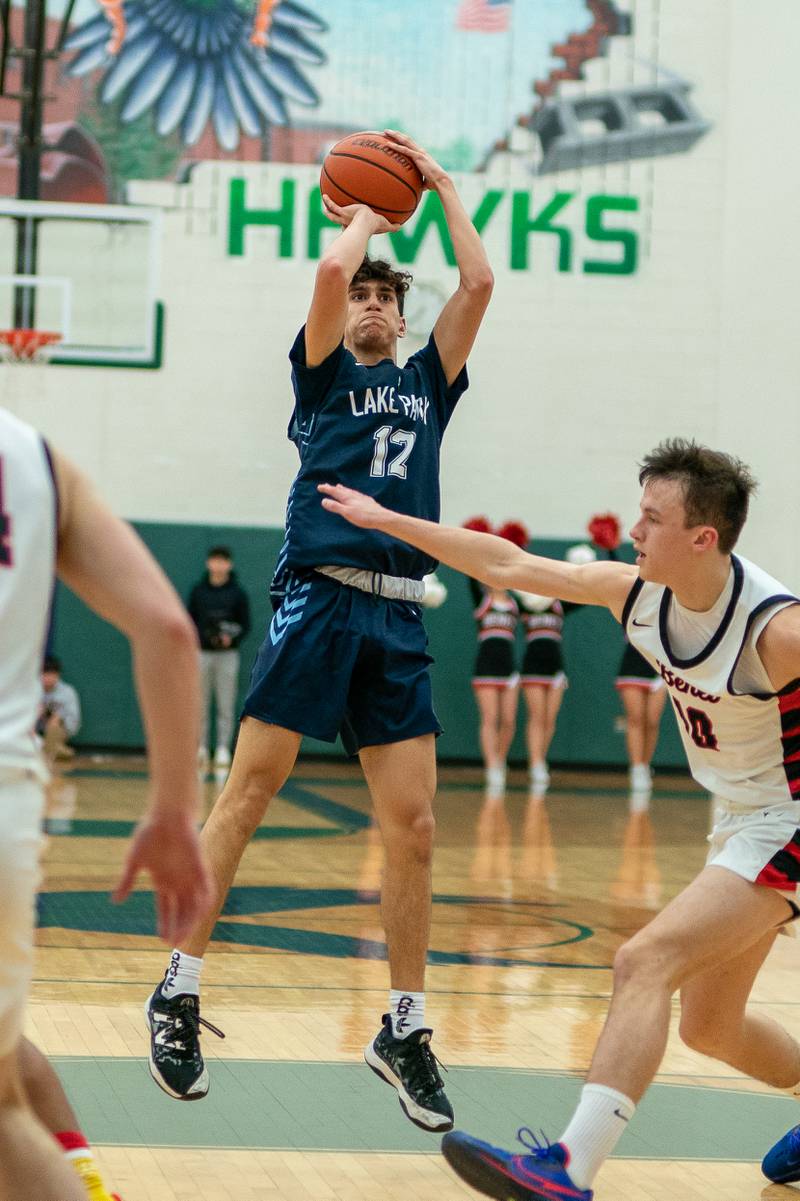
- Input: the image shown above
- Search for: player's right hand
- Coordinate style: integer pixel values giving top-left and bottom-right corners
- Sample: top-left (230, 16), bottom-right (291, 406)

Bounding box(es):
top-left (113, 813), bottom-right (213, 946)
top-left (321, 195), bottom-right (401, 235)
top-left (318, 482), bottom-right (388, 529)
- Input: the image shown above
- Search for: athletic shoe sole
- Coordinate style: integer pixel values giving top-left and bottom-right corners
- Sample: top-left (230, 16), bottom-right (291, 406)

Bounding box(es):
top-left (443, 1134), bottom-right (541, 1201)
top-left (143, 998), bottom-right (209, 1101)
top-left (763, 1164), bottom-right (800, 1185)
top-left (364, 1039), bottom-right (454, 1132)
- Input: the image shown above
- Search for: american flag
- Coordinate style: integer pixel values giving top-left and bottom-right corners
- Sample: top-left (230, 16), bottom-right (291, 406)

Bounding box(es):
top-left (455, 0), bottom-right (511, 33)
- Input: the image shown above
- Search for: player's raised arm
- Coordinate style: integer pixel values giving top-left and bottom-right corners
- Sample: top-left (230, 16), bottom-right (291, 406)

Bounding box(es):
top-left (305, 199), bottom-right (401, 367)
top-left (383, 130), bottom-right (493, 385)
top-left (319, 483), bottom-right (636, 619)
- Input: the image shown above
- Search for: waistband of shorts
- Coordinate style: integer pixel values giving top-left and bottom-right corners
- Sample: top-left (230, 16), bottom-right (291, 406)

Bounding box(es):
top-left (314, 565), bottom-right (425, 603)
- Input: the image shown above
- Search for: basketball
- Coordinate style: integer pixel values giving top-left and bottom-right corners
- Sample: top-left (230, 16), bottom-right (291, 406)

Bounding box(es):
top-left (321, 132), bottom-right (424, 225)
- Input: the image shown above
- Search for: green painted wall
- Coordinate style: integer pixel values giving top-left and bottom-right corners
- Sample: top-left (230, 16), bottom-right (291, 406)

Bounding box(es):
top-left (53, 522), bottom-right (684, 767)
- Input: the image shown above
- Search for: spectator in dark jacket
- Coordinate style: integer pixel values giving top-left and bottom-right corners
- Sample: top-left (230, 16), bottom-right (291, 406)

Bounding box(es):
top-left (188, 547), bottom-right (250, 769)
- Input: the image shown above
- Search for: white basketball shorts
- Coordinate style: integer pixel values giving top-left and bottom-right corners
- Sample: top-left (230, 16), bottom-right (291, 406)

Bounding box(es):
top-left (0, 768), bottom-right (45, 1057)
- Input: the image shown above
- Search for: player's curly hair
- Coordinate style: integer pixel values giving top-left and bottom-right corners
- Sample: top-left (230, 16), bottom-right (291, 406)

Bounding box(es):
top-left (350, 256), bottom-right (413, 314)
top-left (638, 438), bottom-right (757, 554)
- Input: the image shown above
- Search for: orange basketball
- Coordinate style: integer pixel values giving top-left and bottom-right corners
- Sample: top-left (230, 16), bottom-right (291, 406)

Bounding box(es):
top-left (321, 132), bottom-right (424, 225)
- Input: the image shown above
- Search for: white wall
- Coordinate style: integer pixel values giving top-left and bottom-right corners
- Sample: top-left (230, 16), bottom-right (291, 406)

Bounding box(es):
top-left (2, 0), bottom-right (799, 582)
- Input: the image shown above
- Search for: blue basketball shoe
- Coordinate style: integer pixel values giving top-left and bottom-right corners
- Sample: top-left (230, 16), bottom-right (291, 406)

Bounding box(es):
top-left (442, 1128), bottom-right (592, 1201)
top-left (762, 1124), bottom-right (800, 1184)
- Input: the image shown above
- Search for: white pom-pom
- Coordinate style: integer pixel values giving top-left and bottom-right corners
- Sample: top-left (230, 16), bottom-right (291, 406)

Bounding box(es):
top-left (514, 591), bottom-right (553, 613)
top-left (421, 572), bottom-right (448, 609)
top-left (565, 543), bottom-right (597, 566)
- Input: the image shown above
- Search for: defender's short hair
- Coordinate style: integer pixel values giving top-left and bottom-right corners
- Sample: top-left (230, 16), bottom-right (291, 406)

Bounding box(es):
top-left (207, 546), bottom-right (232, 561)
top-left (638, 438), bottom-right (757, 554)
top-left (350, 257), bottom-right (413, 314)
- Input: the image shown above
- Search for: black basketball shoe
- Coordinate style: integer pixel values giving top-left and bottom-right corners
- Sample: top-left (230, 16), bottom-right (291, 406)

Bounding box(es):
top-left (364, 1014), bottom-right (454, 1131)
top-left (144, 982), bottom-right (224, 1100)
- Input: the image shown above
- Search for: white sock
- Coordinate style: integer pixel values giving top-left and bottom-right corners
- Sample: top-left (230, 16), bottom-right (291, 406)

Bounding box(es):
top-left (629, 790), bottom-right (650, 814)
top-left (486, 765), bottom-right (506, 792)
top-left (389, 990), bottom-right (426, 1038)
top-left (559, 1083), bottom-right (635, 1189)
top-left (161, 949), bottom-right (203, 997)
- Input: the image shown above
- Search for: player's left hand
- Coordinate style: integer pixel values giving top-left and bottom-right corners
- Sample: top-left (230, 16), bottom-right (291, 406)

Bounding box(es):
top-left (383, 130), bottom-right (449, 191)
top-left (318, 482), bottom-right (388, 529)
top-left (322, 195), bottom-right (402, 234)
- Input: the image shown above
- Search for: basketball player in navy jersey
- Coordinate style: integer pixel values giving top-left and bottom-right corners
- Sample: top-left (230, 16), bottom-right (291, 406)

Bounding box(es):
top-left (320, 439), bottom-right (800, 1199)
top-left (145, 129), bottom-right (493, 1131)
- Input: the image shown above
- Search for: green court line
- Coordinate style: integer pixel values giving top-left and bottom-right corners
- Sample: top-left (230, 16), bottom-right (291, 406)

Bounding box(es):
top-left (51, 1057), bottom-right (796, 1161)
top-left (46, 777), bottom-right (370, 840)
top-left (66, 766), bottom-right (702, 802)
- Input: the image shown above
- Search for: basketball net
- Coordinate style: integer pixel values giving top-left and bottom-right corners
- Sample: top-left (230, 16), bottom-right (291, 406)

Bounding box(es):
top-left (0, 329), bottom-right (62, 364)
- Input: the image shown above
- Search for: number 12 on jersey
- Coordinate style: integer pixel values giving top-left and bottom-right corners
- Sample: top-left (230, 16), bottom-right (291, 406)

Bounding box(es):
top-left (370, 426), bottom-right (416, 480)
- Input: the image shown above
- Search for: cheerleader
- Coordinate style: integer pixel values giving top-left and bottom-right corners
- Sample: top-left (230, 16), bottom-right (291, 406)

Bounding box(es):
top-left (615, 640), bottom-right (666, 799)
top-left (589, 513), bottom-right (666, 801)
top-left (464, 518), bottom-right (528, 794)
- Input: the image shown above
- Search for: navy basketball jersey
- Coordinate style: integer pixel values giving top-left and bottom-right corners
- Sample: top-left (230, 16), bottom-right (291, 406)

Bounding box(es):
top-left (274, 329), bottom-right (468, 591)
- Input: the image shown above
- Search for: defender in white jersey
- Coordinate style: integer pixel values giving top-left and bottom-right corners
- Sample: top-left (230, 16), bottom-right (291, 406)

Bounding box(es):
top-left (319, 439), bottom-right (800, 1200)
top-left (0, 408), bottom-right (211, 1201)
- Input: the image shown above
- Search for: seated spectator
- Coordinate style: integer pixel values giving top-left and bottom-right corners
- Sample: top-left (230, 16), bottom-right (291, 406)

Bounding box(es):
top-left (37, 655), bottom-right (81, 762)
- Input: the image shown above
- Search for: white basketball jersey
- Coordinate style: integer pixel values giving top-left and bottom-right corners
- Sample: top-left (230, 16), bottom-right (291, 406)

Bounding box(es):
top-left (0, 409), bottom-right (57, 778)
top-left (624, 555), bottom-right (800, 807)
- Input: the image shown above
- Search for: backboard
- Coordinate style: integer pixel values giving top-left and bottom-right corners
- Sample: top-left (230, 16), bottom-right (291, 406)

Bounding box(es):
top-left (0, 199), bottom-right (164, 368)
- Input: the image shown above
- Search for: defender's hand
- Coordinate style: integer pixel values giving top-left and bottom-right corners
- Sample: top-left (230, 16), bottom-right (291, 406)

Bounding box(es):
top-left (321, 195), bottom-right (401, 235)
top-left (383, 130), bottom-right (449, 191)
top-left (113, 813), bottom-right (213, 946)
top-left (319, 483), bottom-right (389, 529)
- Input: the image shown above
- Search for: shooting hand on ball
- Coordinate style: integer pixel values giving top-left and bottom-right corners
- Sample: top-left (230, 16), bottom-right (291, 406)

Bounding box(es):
top-left (321, 195), bottom-right (401, 234)
top-left (383, 130), bottom-right (448, 191)
top-left (319, 483), bottom-right (388, 529)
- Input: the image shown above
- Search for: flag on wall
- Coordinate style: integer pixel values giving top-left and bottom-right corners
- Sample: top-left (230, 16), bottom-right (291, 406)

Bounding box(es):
top-left (455, 0), bottom-right (512, 33)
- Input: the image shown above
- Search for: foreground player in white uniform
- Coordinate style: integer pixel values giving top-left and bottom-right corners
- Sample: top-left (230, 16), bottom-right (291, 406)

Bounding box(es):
top-left (0, 407), bottom-right (210, 1201)
top-left (320, 438), bottom-right (800, 1201)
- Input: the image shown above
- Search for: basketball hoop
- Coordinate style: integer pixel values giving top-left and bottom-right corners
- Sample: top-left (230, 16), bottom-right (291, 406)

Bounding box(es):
top-left (0, 329), bottom-right (62, 364)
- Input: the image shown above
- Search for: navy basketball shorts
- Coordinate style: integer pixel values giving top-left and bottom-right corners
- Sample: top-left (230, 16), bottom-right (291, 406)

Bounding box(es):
top-left (243, 572), bottom-right (442, 755)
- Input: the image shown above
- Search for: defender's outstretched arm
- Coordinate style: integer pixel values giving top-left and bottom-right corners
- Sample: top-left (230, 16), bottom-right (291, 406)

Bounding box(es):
top-left (319, 483), bottom-right (636, 620)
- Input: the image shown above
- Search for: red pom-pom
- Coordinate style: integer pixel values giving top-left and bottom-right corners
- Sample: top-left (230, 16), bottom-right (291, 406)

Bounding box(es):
top-left (496, 520), bottom-right (529, 549)
top-left (588, 512), bottom-right (621, 551)
top-left (463, 515), bottom-right (493, 534)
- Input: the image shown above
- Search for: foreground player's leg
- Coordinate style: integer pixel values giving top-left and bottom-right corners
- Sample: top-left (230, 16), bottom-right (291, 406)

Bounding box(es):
top-left (360, 735), bottom-right (453, 1132)
top-left (443, 867), bottom-right (791, 1199)
top-left (146, 718), bottom-right (301, 1099)
top-left (18, 1039), bottom-right (121, 1200)
top-left (0, 1053), bottom-right (86, 1201)
top-left (681, 929), bottom-right (800, 1186)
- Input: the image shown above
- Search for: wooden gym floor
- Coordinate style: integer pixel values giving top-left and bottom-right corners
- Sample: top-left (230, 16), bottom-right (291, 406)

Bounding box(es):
top-left (28, 757), bottom-right (800, 1200)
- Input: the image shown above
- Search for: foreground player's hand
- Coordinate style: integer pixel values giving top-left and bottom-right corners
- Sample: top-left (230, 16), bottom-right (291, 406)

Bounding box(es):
top-left (321, 195), bottom-right (401, 234)
top-left (383, 130), bottom-right (449, 191)
top-left (319, 483), bottom-right (388, 529)
top-left (113, 814), bottom-right (213, 946)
